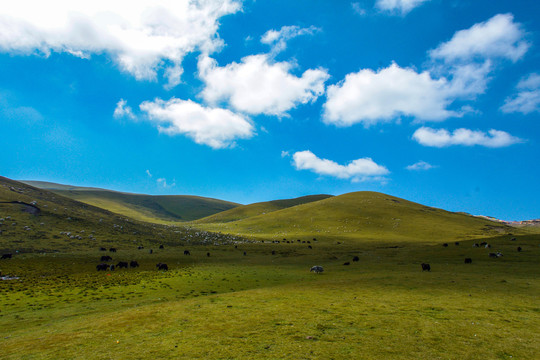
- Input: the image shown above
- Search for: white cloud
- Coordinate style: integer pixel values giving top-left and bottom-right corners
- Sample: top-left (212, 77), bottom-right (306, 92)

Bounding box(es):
top-left (261, 25), bottom-right (320, 55)
top-left (281, 151), bottom-right (290, 158)
top-left (351, 3), bottom-right (367, 16)
top-left (429, 13), bottom-right (529, 63)
top-left (139, 98), bottom-right (254, 149)
top-left (412, 127), bottom-right (523, 148)
top-left (146, 169), bottom-right (152, 178)
top-left (157, 177), bottom-right (176, 189)
top-left (292, 150), bottom-right (389, 182)
top-left (323, 63), bottom-right (457, 126)
top-left (113, 99), bottom-right (136, 120)
top-left (0, 0), bottom-right (241, 87)
top-left (375, 0), bottom-right (431, 14)
top-left (199, 54), bottom-right (329, 116)
top-left (501, 73), bottom-right (540, 114)
top-left (323, 14), bottom-right (529, 127)
top-left (406, 161), bottom-right (434, 171)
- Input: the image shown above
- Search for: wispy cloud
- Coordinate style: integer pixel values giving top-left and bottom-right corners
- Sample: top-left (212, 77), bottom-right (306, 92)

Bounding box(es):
top-left (292, 150), bottom-right (389, 182)
top-left (157, 177), bottom-right (176, 189)
top-left (146, 170), bottom-right (152, 178)
top-left (406, 161), bottom-right (435, 171)
top-left (351, 2), bottom-right (367, 16)
top-left (375, 0), bottom-right (431, 15)
top-left (261, 25), bottom-right (320, 55)
top-left (113, 99), bottom-right (136, 120)
top-left (412, 127), bottom-right (523, 148)
top-left (501, 73), bottom-right (540, 114)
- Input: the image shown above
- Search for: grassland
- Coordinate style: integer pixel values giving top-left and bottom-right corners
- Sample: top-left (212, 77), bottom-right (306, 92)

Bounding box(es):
top-left (194, 192), bottom-right (516, 243)
top-left (1, 177), bottom-right (539, 359)
top-left (22, 180), bottom-right (240, 223)
top-left (195, 194), bottom-right (332, 224)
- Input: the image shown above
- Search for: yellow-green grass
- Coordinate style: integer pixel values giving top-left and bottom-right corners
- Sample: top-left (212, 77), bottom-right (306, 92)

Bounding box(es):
top-left (0, 176), bottom-right (242, 253)
top-left (195, 194), bottom-right (333, 224)
top-left (1, 235), bottom-right (539, 359)
top-left (22, 181), bottom-right (240, 223)
top-left (194, 192), bottom-right (520, 243)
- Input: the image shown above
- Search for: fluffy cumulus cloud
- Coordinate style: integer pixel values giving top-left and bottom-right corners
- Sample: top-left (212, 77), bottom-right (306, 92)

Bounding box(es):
top-left (323, 14), bottom-right (529, 127)
top-left (0, 0), bottom-right (241, 87)
top-left (292, 150), bottom-right (389, 182)
top-left (501, 73), bottom-right (540, 114)
top-left (199, 54), bottom-right (329, 116)
top-left (412, 127), bottom-right (523, 148)
top-left (429, 13), bottom-right (529, 63)
top-left (406, 161), bottom-right (434, 171)
top-left (261, 25), bottom-right (320, 55)
top-left (375, 0), bottom-right (431, 14)
top-left (323, 63), bottom-right (456, 126)
top-left (139, 98), bottom-right (254, 149)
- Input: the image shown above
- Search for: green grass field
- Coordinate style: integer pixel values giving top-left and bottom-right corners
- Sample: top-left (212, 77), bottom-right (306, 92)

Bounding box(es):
top-left (1, 177), bottom-right (539, 359)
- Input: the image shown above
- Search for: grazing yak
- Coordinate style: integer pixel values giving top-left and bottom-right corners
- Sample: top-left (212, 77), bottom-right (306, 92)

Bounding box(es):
top-left (137, 246), bottom-right (144, 250)
top-left (156, 263), bottom-right (168, 271)
top-left (184, 250), bottom-right (190, 255)
top-left (109, 248), bottom-right (117, 253)
top-left (130, 260), bottom-right (139, 268)
top-left (310, 265), bottom-right (324, 274)
top-left (243, 251), bottom-right (246, 256)
top-left (489, 252), bottom-right (503, 258)
top-left (352, 256), bottom-right (360, 262)
top-left (464, 258), bottom-right (472, 264)
top-left (421, 263), bottom-right (431, 271)
top-left (442, 243), bottom-right (448, 247)
top-left (109, 265), bottom-right (115, 271)
top-left (100, 255), bottom-right (112, 262)
top-left (99, 247), bottom-right (107, 251)
top-left (96, 263), bottom-right (108, 271)
top-left (517, 247), bottom-right (522, 252)
top-left (159, 244), bottom-right (164, 249)
top-left (343, 262), bottom-right (350, 266)
top-left (116, 261), bottom-right (129, 269)
top-left (207, 252), bottom-right (210, 257)
top-left (1, 253), bottom-right (12, 260)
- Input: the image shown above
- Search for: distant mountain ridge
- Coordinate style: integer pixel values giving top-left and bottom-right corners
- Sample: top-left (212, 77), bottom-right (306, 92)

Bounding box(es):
top-left (21, 180), bottom-right (240, 223)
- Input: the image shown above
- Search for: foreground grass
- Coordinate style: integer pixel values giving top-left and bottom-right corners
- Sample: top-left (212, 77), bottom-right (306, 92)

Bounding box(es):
top-left (1, 235), bottom-right (539, 359)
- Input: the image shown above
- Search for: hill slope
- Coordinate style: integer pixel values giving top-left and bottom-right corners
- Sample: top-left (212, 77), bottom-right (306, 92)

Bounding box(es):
top-left (195, 194), bottom-right (333, 224)
top-left (22, 181), bottom-right (239, 223)
top-left (196, 191), bottom-right (515, 242)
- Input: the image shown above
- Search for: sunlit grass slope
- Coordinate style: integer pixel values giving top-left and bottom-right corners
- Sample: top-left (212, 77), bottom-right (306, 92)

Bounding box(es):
top-left (22, 181), bottom-right (239, 223)
top-left (197, 191), bottom-right (516, 242)
top-left (195, 194), bottom-right (332, 224)
top-left (0, 177), bottom-right (238, 253)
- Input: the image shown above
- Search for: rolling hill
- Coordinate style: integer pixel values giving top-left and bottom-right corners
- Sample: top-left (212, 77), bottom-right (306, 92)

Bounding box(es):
top-left (0, 177), bottom-right (240, 252)
top-left (22, 181), bottom-right (240, 223)
top-left (194, 191), bottom-right (516, 242)
top-left (195, 194), bottom-right (333, 223)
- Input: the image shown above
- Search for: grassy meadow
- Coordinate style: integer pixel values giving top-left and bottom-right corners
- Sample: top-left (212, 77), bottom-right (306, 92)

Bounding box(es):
top-left (1, 177), bottom-right (539, 359)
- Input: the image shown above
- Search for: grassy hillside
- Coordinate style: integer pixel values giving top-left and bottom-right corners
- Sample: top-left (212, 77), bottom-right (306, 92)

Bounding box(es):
top-left (195, 194), bottom-right (333, 224)
top-left (0, 177), bottom-right (244, 252)
top-left (195, 191), bottom-right (516, 243)
top-left (22, 181), bottom-right (240, 223)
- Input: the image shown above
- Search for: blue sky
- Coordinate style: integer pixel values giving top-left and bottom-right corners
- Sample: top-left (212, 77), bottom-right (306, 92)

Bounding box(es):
top-left (0, 0), bottom-right (539, 221)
